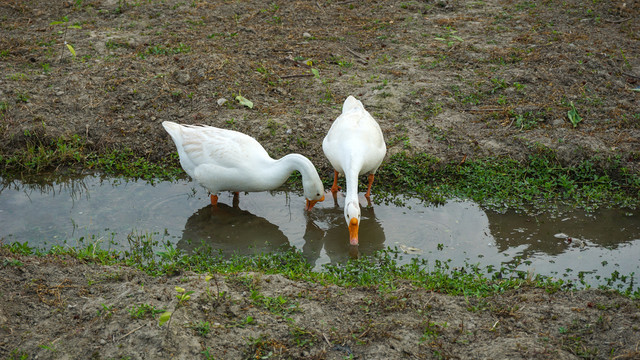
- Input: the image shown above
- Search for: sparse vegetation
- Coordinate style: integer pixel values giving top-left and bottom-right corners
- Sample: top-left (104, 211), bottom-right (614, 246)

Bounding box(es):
top-left (1, 240), bottom-right (639, 358)
top-left (129, 303), bottom-right (165, 319)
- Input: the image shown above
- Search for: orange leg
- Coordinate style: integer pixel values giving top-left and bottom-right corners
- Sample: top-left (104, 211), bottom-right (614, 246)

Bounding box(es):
top-left (210, 194), bottom-right (218, 206)
top-left (365, 173), bottom-right (375, 199)
top-left (330, 170), bottom-right (341, 194)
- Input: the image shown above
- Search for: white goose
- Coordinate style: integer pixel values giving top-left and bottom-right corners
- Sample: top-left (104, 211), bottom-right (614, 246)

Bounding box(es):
top-left (322, 96), bottom-right (386, 245)
top-left (162, 121), bottom-right (325, 210)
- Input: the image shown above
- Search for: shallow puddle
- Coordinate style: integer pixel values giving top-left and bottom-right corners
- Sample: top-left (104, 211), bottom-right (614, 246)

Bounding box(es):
top-left (1, 175), bottom-right (639, 288)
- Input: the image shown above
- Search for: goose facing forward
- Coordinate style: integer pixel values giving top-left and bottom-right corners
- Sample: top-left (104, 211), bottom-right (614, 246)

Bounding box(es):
top-left (162, 121), bottom-right (325, 210)
top-left (322, 96), bottom-right (386, 245)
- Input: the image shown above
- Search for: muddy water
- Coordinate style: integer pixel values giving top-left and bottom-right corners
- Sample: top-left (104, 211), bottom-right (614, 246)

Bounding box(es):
top-left (1, 175), bottom-right (639, 288)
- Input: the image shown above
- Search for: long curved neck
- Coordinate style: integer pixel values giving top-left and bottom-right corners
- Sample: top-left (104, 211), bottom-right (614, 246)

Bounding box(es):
top-left (269, 153), bottom-right (316, 187)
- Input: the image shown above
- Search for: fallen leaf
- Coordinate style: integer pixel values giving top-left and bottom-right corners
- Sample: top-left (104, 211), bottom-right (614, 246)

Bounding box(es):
top-left (235, 95), bottom-right (254, 109)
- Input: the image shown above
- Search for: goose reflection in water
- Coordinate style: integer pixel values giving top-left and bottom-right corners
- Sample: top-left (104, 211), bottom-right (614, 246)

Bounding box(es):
top-left (302, 197), bottom-right (386, 266)
top-left (176, 202), bottom-right (293, 255)
top-left (174, 193), bottom-right (385, 266)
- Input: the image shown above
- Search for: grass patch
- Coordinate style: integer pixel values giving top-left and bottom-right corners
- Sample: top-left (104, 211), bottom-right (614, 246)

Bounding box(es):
top-left (129, 303), bottom-right (165, 319)
top-left (3, 241), bottom-right (638, 299)
top-left (0, 135), bottom-right (182, 181)
top-left (250, 290), bottom-right (299, 316)
top-left (376, 151), bottom-right (640, 212)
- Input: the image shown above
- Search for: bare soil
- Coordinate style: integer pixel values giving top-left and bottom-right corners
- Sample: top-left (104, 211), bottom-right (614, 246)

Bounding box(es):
top-left (1, 0), bottom-right (640, 359)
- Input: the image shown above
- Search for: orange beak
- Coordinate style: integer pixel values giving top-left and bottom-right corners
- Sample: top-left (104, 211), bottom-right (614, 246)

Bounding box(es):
top-left (305, 194), bottom-right (325, 211)
top-left (348, 217), bottom-right (359, 245)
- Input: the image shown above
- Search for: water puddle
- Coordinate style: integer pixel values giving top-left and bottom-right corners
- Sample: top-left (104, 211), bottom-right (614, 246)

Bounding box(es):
top-left (1, 175), bottom-right (639, 288)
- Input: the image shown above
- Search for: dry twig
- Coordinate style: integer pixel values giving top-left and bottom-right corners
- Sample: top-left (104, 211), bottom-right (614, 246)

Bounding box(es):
top-left (280, 74), bottom-right (314, 79)
top-left (116, 324), bottom-right (147, 342)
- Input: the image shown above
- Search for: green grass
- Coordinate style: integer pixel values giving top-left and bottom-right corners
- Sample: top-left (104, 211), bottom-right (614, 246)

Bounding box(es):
top-left (7, 349), bottom-right (29, 360)
top-left (129, 303), bottom-right (165, 319)
top-left (375, 150), bottom-right (640, 212)
top-left (288, 324), bottom-right (316, 348)
top-left (0, 134), bottom-right (182, 181)
top-left (189, 321), bottom-right (212, 336)
top-left (250, 289), bottom-right (300, 316)
top-left (3, 241), bottom-right (638, 299)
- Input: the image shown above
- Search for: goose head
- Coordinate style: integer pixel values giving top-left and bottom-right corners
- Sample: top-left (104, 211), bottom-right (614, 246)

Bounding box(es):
top-left (303, 176), bottom-right (325, 211)
top-left (344, 200), bottom-right (361, 245)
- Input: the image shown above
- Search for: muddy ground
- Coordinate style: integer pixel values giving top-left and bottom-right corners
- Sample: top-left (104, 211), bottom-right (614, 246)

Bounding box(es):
top-left (1, 0), bottom-right (640, 359)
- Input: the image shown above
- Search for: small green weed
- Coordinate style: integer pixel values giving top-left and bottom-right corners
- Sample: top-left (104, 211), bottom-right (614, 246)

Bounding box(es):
top-left (250, 290), bottom-right (299, 316)
top-left (158, 286), bottom-right (194, 328)
top-left (203, 274), bottom-right (226, 305)
top-left (190, 321), bottom-right (211, 336)
top-left (244, 335), bottom-right (281, 360)
top-left (229, 315), bottom-right (255, 328)
top-left (7, 73), bottom-right (29, 81)
top-left (105, 39), bottom-right (129, 49)
top-left (512, 111), bottom-right (544, 130)
top-left (567, 101), bottom-right (582, 127)
top-left (97, 303), bottom-right (115, 319)
top-left (49, 16), bottom-right (81, 59)
top-left (419, 320), bottom-right (444, 343)
top-left (7, 348), bottom-right (29, 360)
top-left (8, 242), bottom-right (34, 255)
top-left (0, 101), bottom-right (8, 114)
top-left (289, 324), bottom-right (316, 348)
top-left (16, 92), bottom-right (29, 103)
top-left (38, 342), bottom-right (57, 353)
top-left (329, 55), bottom-right (353, 68)
top-left (434, 26), bottom-right (463, 46)
top-left (202, 347), bottom-right (216, 360)
top-left (129, 303), bottom-right (165, 319)
top-left (388, 135), bottom-right (411, 149)
top-left (266, 119), bottom-right (281, 136)
top-left (3, 258), bottom-right (24, 267)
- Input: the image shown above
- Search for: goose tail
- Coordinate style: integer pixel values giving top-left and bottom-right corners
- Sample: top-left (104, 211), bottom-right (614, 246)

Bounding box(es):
top-left (162, 121), bottom-right (184, 143)
top-left (342, 95), bottom-right (364, 114)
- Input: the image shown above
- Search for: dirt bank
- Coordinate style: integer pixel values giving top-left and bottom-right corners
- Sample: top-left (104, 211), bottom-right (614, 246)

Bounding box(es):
top-left (1, 0), bottom-right (639, 174)
top-left (1, 250), bottom-right (639, 359)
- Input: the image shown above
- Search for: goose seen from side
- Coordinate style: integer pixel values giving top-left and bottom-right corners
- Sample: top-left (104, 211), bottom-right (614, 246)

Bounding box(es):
top-left (162, 121), bottom-right (325, 210)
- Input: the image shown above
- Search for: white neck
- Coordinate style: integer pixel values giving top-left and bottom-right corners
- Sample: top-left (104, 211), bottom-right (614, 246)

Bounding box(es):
top-left (267, 153), bottom-right (315, 188)
top-left (343, 161), bottom-right (362, 205)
